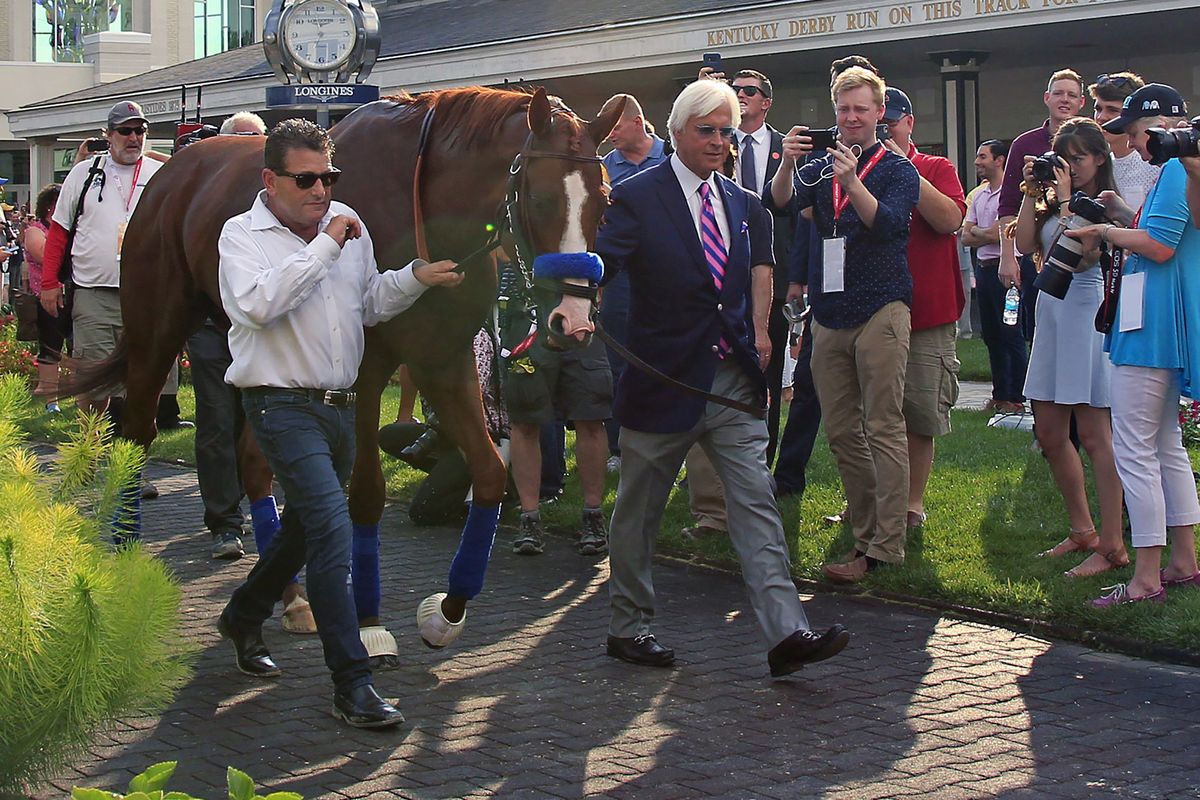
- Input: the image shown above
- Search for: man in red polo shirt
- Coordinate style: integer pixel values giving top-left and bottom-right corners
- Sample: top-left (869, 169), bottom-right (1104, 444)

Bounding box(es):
top-left (882, 88), bottom-right (966, 535)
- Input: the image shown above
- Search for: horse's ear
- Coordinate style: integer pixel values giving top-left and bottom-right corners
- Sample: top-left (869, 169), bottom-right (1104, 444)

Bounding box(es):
top-left (528, 88), bottom-right (553, 139)
top-left (588, 95), bottom-right (626, 147)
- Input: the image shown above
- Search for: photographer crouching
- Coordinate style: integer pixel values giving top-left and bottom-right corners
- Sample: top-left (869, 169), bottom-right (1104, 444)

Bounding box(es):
top-left (1066, 83), bottom-right (1200, 606)
top-left (1014, 118), bottom-right (1125, 579)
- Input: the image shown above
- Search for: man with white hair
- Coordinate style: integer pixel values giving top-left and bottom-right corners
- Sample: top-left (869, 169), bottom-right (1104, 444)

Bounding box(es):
top-left (220, 111), bottom-right (268, 135)
top-left (596, 79), bottom-right (850, 676)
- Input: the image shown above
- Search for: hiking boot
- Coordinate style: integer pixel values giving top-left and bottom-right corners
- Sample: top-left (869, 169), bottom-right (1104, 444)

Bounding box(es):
top-left (512, 512), bottom-right (545, 555)
top-left (578, 509), bottom-right (608, 556)
top-left (211, 530), bottom-right (245, 561)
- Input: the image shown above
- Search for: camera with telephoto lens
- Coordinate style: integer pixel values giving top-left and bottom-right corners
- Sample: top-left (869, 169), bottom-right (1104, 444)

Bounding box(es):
top-left (1145, 116), bottom-right (1200, 166)
top-left (1030, 151), bottom-right (1065, 183)
top-left (1032, 192), bottom-right (1109, 300)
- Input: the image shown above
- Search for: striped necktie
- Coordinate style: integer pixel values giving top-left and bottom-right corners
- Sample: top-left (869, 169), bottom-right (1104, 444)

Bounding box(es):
top-left (699, 182), bottom-right (729, 358)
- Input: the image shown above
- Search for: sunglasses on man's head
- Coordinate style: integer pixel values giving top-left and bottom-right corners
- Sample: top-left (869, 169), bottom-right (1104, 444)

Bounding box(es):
top-left (274, 168), bottom-right (342, 189)
top-left (694, 124), bottom-right (736, 140)
top-left (732, 84), bottom-right (768, 98)
top-left (112, 125), bottom-right (147, 137)
top-left (1094, 74), bottom-right (1136, 92)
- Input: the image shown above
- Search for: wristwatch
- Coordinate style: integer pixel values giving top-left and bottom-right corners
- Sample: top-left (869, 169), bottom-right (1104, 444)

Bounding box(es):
top-left (263, 0), bottom-right (380, 85)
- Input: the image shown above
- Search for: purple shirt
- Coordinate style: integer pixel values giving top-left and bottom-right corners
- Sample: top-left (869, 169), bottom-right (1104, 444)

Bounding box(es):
top-left (997, 120), bottom-right (1051, 220)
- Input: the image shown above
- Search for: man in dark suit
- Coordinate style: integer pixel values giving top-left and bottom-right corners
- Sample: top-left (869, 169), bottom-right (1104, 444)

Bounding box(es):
top-left (595, 79), bottom-right (849, 677)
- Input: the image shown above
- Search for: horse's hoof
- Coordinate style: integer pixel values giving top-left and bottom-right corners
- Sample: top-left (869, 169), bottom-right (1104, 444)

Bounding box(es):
top-left (359, 625), bottom-right (399, 667)
top-left (368, 654), bottom-right (402, 671)
top-left (416, 593), bottom-right (466, 649)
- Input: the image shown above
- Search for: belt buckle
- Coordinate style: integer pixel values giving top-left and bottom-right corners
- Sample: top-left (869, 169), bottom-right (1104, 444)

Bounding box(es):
top-left (323, 390), bottom-right (356, 406)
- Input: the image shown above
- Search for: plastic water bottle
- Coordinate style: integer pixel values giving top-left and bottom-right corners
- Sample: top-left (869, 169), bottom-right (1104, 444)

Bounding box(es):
top-left (1003, 286), bottom-right (1020, 326)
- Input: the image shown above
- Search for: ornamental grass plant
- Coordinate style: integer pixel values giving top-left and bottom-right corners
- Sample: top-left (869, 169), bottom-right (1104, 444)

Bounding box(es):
top-left (0, 375), bottom-right (191, 798)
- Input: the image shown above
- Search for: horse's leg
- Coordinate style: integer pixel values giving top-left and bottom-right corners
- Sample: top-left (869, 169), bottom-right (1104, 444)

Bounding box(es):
top-left (410, 351), bottom-right (506, 648)
top-left (347, 337), bottom-right (401, 667)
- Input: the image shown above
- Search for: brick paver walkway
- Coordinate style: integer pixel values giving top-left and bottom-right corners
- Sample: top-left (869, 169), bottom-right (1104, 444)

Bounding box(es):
top-left (40, 461), bottom-right (1200, 800)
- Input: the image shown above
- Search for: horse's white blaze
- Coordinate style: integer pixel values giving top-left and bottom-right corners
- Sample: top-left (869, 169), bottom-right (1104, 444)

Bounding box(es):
top-left (559, 170), bottom-right (588, 253)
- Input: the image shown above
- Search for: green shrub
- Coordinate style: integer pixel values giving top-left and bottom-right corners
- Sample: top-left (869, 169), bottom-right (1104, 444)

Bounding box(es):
top-left (0, 375), bottom-right (192, 797)
top-left (71, 761), bottom-right (302, 800)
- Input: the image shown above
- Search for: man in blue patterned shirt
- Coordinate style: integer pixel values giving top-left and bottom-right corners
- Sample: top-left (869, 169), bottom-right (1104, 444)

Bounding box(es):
top-left (769, 66), bottom-right (920, 583)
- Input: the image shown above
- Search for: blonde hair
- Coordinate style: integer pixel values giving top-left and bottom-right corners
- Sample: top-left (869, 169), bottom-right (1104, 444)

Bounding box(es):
top-left (1046, 69), bottom-right (1083, 94)
top-left (667, 81), bottom-right (740, 149)
top-left (831, 66), bottom-right (886, 108)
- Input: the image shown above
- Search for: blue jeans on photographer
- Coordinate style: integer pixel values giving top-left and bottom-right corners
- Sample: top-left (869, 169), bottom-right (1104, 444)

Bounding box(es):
top-left (225, 387), bottom-right (370, 692)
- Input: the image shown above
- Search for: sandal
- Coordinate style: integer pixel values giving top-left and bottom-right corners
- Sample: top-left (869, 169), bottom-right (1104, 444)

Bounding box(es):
top-left (1037, 527), bottom-right (1099, 559)
top-left (1064, 546), bottom-right (1131, 578)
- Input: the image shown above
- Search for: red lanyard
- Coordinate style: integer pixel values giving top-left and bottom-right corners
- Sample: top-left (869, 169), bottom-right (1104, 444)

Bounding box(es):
top-left (831, 145), bottom-right (887, 222)
top-left (113, 157), bottom-right (143, 215)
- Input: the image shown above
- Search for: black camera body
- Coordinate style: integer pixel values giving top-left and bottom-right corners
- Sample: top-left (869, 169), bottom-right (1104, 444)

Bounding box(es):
top-left (85, 138), bottom-right (109, 153)
top-left (1030, 151), bottom-right (1064, 183)
top-left (1033, 191), bottom-right (1110, 300)
top-left (1145, 116), bottom-right (1200, 166)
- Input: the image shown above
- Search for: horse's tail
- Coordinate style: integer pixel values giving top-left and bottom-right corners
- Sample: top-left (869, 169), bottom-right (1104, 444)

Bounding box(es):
top-left (56, 335), bottom-right (130, 400)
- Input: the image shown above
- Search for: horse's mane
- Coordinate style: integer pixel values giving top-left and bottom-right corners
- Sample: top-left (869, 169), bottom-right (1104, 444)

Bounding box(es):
top-left (385, 86), bottom-right (538, 150)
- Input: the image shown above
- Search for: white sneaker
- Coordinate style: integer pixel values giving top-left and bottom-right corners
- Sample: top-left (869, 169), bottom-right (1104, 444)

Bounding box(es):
top-left (606, 455), bottom-right (621, 474)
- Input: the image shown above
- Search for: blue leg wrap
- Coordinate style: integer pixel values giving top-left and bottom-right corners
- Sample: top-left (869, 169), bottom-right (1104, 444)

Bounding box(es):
top-left (351, 523), bottom-right (381, 621)
top-left (447, 503), bottom-right (501, 600)
top-left (111, 477), bottom-right (142, 545)
top-left (249, 496), bottom-right (281, 554)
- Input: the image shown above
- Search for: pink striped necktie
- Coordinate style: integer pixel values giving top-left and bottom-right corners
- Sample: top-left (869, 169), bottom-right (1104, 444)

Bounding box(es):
top-left (699, 182), bottom-right (729, 358)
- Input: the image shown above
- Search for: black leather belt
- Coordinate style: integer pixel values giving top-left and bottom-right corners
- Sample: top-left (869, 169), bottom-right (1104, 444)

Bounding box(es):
top-left (248, 387), bottom-right (357, 407)
top-left (978, 257), bottom-right (1001, 268)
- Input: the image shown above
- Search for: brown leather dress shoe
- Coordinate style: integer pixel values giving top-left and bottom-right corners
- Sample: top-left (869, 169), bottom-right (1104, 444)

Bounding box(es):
top-left (822, 556), bottom-right (869, 584)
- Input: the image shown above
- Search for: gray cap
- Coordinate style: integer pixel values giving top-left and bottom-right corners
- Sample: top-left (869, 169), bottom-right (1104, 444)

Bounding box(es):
top-left (107, 100), bottom-right (148, 129)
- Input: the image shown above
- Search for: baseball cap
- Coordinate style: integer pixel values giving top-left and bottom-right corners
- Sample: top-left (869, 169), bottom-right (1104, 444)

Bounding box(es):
top-left (883, 88), bottom-right (913, 122)
top-left (107, 100), bottom-right (148, 129)
top-left (1102, 83), bottom-right (1187, 133)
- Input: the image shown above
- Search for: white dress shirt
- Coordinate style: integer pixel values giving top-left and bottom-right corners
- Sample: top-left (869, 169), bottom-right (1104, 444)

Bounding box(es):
top-left (736, 123), bottom-right (770, 196)
top-left (218, 191), bottom-right (428, 389)
top-left (670, 153), bottom-right (731, 246)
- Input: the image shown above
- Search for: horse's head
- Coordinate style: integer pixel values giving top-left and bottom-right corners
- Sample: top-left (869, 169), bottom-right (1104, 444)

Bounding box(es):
top-left (511, 88), bottom-right (624, 351)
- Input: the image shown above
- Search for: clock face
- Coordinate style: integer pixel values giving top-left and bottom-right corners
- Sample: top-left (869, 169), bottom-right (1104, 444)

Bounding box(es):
top-left (282, 1), bottom-right (356, 71)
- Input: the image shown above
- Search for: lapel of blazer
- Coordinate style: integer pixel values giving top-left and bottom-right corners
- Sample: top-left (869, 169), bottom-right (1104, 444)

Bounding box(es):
top-left (654, 161), bottom-right (706, 270)
top-left (765, 126), bottom-right (783, 189)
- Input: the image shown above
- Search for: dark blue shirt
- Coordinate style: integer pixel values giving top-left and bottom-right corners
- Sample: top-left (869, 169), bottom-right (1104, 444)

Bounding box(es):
top-left (602, 134), bottom-right (668, 186)
top-left (787, 143), bottom-right (919, 329)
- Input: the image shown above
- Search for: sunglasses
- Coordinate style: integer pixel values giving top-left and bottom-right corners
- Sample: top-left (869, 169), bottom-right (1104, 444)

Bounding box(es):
top-left (694, 124), bottom-right (736, 140)
top-left (731, 84), bottom-right (768, 98)
top-left (1094, 74), bottom-right (1136, 92)
top-left (274, 168), bottom-right (342, 189)
top-left (112, 126), bottom-right (147, 137)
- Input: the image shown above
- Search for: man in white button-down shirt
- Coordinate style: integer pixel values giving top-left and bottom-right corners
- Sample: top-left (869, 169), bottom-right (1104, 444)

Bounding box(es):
top-left (215, 119), bottom-right (460, 729)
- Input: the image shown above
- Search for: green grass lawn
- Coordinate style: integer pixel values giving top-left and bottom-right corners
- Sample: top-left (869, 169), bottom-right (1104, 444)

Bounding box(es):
top-left (956, 336), bottom-right (992, 382)
top-left (25, 385), bottom-right (1200, 657)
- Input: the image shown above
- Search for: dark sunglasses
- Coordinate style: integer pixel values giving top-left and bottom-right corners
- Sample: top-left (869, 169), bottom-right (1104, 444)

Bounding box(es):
top-left (1094, 74), bottom-right (1136, 92)
top-left (731, 84), bottom-right (768, 98)
top-left (695, 124), bottom-right (736, 140)
top-left (274, 168), bottom-right (342, 189)
top-left (112, 125), bottom-right (147, 137)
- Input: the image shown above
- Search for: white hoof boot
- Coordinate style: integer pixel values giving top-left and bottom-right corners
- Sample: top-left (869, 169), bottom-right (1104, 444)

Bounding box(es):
top-left (359, 625), bottom-right (398, 659)
top-left (416, 592), bottom-right (466, 649)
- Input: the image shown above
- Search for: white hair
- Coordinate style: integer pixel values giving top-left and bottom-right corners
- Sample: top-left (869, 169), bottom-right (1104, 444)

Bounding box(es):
top-left (667, 80), bottom-right (740, 150)
top-left (220, 111), bottom-right (267, 135)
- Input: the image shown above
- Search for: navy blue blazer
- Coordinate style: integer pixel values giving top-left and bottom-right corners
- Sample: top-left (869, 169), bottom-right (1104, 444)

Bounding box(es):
top-left (596, 159), bottom-right (774, 434)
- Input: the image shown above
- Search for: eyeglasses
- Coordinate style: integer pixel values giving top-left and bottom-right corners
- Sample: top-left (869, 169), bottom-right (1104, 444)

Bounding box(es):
top-left (1094, 74), bottom-right (1136, 93)
top-left (112, 126), bottom-right (147, 137)
top-left (274, 168), bottom-right (342, 189)
top-left (694, 124), bottom-right (736, 140)
top-left (731, 84), bottom-right (768, 98)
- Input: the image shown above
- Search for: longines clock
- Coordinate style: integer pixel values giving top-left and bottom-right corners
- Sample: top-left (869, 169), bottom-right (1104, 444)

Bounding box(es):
top-left (263, 0), bottom-right (380, 85)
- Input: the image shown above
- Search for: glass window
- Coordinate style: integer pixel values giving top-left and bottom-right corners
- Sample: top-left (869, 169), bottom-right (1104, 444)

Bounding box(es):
top-left (32, 0), bottom-right (131, 63)
top-left (195, 0), bottom-right (257, 59)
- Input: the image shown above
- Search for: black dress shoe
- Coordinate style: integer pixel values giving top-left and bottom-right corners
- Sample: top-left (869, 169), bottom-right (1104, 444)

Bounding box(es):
top-left (768, 624), bottom-right (850, 677)
top-left (606, 634), bottom-right (675, 667)
top-left (217, 612), bottom-right (281, 677)
top-left (333, 684), bottom-right (405, 728)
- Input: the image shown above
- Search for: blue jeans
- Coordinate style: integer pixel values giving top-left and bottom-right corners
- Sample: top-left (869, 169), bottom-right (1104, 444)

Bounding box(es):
top-left (974, 257), bottom-right (1029, 403)
top-left (226, 388), bottom-right (370, 693)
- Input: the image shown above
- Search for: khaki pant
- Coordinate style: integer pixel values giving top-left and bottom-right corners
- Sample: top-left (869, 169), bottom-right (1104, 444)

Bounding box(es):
top-left (685, 444), bottom-right (726, 532)
top-left (811, 301), bottom-right (911, 563)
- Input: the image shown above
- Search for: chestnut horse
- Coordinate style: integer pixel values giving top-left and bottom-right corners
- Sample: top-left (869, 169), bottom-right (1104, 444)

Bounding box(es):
top-left (69, 86), bottom-right (621, 653)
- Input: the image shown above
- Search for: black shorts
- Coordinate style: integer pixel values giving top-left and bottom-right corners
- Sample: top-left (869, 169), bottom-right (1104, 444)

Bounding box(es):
top-left (502, 336), bottom-right (612, 425)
